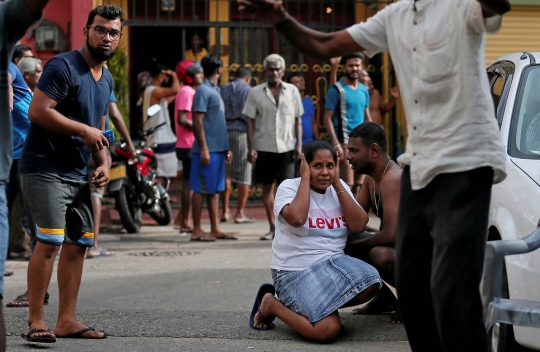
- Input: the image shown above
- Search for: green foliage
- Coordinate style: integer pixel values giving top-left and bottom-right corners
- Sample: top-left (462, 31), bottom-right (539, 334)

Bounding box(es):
top-left (107, 47), bottom-right (130, 133)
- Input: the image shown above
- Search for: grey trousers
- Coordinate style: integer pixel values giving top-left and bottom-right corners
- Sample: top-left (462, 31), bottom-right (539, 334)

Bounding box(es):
top-left (395, 166), bottom-right (493, 352)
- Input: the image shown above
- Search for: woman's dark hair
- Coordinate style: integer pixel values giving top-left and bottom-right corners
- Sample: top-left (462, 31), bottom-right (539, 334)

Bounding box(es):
top-left (87, 5), bottom-right (124, 29)
top-left (201, 55), bottom-right (222, 78)
top-left (303, 140), bottom-right (337, 164)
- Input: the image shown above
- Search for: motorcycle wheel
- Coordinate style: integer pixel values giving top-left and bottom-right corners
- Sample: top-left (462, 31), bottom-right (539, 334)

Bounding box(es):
top-left (149, 198), bottom-right (172, 226)
top-left (116, 184), bottom-right (142, 233)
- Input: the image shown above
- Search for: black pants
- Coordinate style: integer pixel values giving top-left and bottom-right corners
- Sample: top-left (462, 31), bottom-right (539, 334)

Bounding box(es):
top-left (395, 166), bottom-right (493, 352)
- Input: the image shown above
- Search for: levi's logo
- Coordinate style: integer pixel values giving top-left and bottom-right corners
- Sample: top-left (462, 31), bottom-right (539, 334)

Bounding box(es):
top-left (309, 216), bottom-right (347, 229)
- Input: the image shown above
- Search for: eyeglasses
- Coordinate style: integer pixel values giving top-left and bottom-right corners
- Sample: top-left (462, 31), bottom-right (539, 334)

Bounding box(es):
top-left (86, 25), bottom-right (123, 41)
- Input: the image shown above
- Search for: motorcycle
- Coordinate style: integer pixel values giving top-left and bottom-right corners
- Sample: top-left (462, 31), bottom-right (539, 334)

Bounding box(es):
top-left (107, 105), bottom-right (172, 233)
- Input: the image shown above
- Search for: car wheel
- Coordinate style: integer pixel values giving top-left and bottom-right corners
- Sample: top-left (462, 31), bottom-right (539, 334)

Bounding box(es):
top-left (488, 236), bottom-right (534, 352)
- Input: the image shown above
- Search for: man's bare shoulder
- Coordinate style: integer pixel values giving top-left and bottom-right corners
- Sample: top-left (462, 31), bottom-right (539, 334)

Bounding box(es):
top-left (382, 165), bottom-right (402, 188)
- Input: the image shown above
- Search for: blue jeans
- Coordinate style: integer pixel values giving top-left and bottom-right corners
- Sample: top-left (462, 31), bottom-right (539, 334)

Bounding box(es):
top-left (0, 181), bottom-right (9, 298)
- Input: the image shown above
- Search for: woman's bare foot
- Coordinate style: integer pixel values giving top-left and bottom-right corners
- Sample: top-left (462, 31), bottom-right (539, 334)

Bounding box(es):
top-left (55, 320), bottom-right (105, 338)
top-left (253, 293), bottom-right (277, 330)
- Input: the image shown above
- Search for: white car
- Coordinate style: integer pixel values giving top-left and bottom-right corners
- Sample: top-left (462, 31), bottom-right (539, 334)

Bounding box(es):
top-left (487, 52), bottom-right (540, 351)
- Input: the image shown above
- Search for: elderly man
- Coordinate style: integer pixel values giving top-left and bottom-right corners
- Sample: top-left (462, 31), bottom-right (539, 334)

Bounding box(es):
top-left (17, 57), bottom-right (42, 93)
top-left (239, 0), bottom-right (511, 350)
top-left (242, 54), bottom-right (303, 240)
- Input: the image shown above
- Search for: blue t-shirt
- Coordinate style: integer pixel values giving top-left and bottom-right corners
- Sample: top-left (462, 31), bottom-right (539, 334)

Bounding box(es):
top-left (325, 82), bottom-right (370, 142)
top-left (0, 0), bottom-right (38, 182)
top-left (19, 51), bottom-right (112, 179)
top-left (8, 62), bottom-right (31, 160)
top-left (191, 79), bottom-right (230, 153)
top-left (301, 96), bottom-right (315, 145)
top-left (8, 62), bottom-right (30, 103)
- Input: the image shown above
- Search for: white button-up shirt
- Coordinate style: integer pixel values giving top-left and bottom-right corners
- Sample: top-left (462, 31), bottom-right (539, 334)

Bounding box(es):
top-left (243, 81), bottom-right (303, 153)
top-left (347, 0), bottom-right (507, 190)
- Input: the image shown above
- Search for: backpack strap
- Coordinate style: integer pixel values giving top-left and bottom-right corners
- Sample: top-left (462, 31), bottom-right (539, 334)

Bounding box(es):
top-left (333, 81), bottom-right (349, 144)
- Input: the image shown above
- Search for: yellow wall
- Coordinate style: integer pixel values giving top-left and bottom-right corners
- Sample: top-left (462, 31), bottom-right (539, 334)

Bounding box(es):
top-left (209, 0), bottom-right (230, 82)
top-left (486, 6), bottom-right (540, 65)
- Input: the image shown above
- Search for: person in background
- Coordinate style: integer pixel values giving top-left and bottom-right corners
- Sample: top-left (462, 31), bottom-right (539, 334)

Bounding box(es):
top-left (17, 57), bottom-right (42, 93)
top-left (142, 62), bottom-right (180, 183)
top-left (242, 54), bottom-right (303, 240)
top-left (364, 75), bottom-right (399, 130)
top-left (220, 67), bottom-right (254, 224)
top-left (11, 44), bottom-right (33, 65)
top-left (190, 55), bottom-right (236, 241)
top-left (324, 53), bottom-right (371, 196)
top-left (185, 33), bottom-right (208, 62)
top-left (173, 59), bottom-right (204, 237)
top-left (288, 72), bottom-right (317, 178)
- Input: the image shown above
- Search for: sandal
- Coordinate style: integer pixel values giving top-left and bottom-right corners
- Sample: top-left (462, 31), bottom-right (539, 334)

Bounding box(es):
top-left (21, 328), bottom-right (56, 343)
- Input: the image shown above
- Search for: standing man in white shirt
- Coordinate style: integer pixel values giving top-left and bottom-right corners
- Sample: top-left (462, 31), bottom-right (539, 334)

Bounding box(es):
top-left (238, 0), bottom-right (511, 350)
top-left (242, 54), bottom-right (303, 241)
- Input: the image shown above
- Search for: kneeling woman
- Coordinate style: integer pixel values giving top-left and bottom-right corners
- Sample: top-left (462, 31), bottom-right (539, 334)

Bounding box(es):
top-left (250, 141), bottom-right (381, 342)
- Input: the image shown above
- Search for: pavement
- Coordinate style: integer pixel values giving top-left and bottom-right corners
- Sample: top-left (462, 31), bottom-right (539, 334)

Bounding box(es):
top-left (3, 217), bottom-right (410, 352)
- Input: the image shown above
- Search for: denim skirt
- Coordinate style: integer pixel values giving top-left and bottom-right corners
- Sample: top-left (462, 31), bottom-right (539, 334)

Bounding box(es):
top-left (271, 254), bottom-right (381, 323)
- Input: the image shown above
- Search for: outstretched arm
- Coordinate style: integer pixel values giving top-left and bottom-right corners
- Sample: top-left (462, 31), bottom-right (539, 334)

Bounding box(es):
top-left (238, 0), bottom-right (363, 60)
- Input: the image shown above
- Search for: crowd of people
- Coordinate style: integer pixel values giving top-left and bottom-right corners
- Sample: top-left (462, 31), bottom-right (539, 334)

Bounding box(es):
top-left (0, 0), bottom-right (513, 350)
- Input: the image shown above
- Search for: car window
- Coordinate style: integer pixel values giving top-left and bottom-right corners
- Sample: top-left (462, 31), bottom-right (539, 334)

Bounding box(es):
top-left (487, 62), bottom-right (514, 126)
top-left (509, 65), bottom-right (540, 159)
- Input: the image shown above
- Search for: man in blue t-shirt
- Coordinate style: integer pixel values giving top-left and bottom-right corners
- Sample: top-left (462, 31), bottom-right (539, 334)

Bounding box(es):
top-left (288, 73), bottom-right (317, 145)
top-left (324, 53), bottom-right (371, 193)
top-left (18, 5), bottom-right (124, 343)
top-left (190, 55), bottom-right (235, 241)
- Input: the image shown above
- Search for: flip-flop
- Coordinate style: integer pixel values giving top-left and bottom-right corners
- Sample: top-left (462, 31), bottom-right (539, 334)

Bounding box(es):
top-left (7, 293), bottom-right (49, 307)
top-left (190, 237), bottom-right (216, 242)
top-left (8, 250), bottom-right (32, 260)
top-left (21, 328), bottom-right (56, 343)
top-left (86, 248), bottom-right (113, 259)
top-left (234, 217), bottom-right (255, 224)
top-left (249, 283), bottom-right (276, 330)
top-left (56, 326), bottom-right (107, 339)
top-left (216, 234), bottom-right (238, 240)
top-left (260, 231), bottom-right (274, 241)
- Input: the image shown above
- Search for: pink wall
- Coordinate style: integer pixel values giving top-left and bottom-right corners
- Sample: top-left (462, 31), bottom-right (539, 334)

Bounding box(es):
top-left (20, 0), bottom-right (94, 63)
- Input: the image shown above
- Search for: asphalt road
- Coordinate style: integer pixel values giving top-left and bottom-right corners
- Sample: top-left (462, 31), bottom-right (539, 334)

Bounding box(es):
top-left (3, 219), bottom-right (410, 351)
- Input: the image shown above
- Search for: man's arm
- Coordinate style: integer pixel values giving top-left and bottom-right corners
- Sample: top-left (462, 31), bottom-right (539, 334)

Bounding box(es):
top-left (311, 111), bottom-right (319, 140)
top-left (238, 1), bottom-right (362, 60)
top-left (479, 0), bottom-right (510, 17)
top-left (29, 89), bottom-right (108, 152)
top-left (247, 117), bottom-right (257, 163)
top-left (379, 87), bottom-right (399, 115)
top-left (329, 57), bottom-right (341, 86)
top-left (150, 70), bottom-right (180, 104)
top-left (178, 110), bottom-right (193, 129)
top-left (357, 177), bottom-right (372, 211)
top-left (8, 74), bottom-right (13, 112)
top-left (109, 101), bottom-right (136, 156)
top-left (294, 117), bottom-right (302, 159)
top-left (354, 170), bottom-right (401, 248)
top-left (364, 107), bottom-right (372, 123)
top-left (192, 111), bottom-right (210, 165)
top-left (323, 109), bottom-right (342, 152)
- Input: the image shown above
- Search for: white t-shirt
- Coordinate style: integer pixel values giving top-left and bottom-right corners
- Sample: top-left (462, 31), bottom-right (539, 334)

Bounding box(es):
top-left (346, 0), bottom-right (506, 190)
top-left (271, 178), bottom-right (359, 271)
